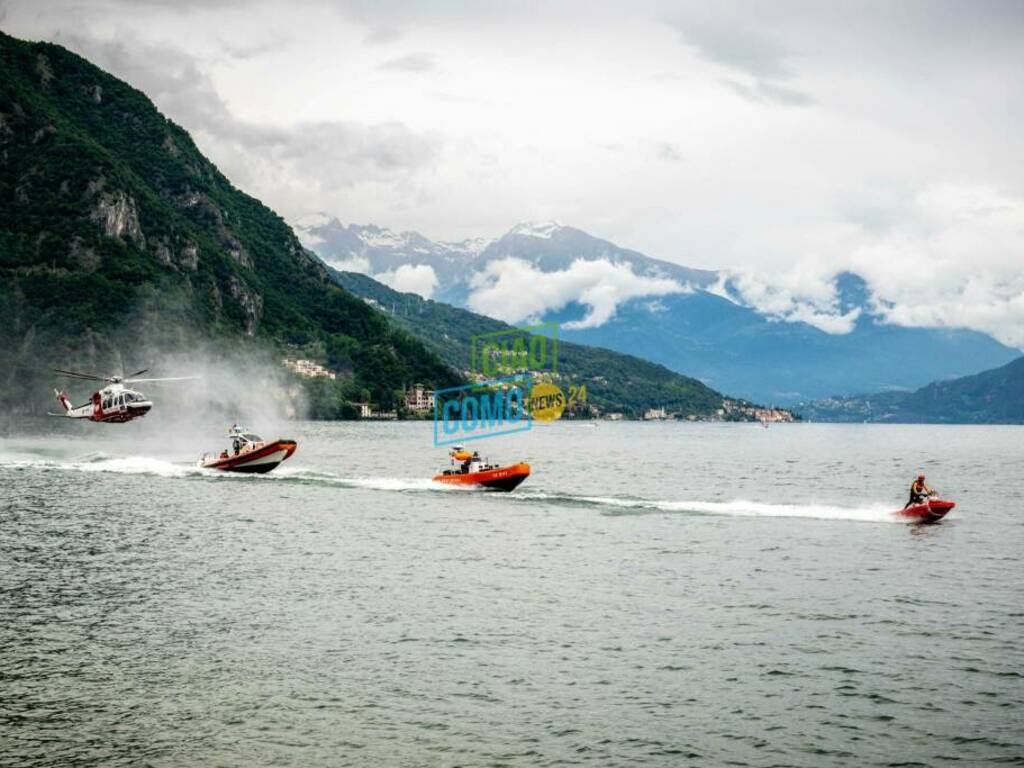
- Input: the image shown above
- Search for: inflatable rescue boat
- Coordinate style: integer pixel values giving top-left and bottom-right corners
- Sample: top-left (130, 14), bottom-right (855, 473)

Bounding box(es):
top-left (433, 446), bottom-right (530, 492)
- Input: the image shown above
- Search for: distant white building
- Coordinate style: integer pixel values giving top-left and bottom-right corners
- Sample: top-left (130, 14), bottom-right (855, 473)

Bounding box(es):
top-left (643, 407), bottom-right (668, 420)
top-left (283, 358), bottom-right (336, 380)
top-left (355, 402), bottom-right (398, 420)
top-left (405, 384), bottom-right (435, 411)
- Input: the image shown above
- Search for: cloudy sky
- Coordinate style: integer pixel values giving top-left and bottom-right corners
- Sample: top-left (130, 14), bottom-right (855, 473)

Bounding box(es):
top-left (4, 0), bottom-right (1023, 345)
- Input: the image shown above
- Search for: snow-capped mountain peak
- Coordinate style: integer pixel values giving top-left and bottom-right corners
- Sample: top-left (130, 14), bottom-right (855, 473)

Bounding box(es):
top-left (507, 221), bottom-right (564, 239)
top-left (353, 224), bottom-right (408, 249)
top-left (440, 236), bottom-right (493, 256)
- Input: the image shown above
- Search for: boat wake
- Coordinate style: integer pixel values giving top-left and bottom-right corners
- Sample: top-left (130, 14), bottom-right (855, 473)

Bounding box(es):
top-left (0, 452), bottom-right (203, 478)
top-left (511, 492), bottom-right (898, 523)
top-left (0, 452), bottom-right (898, 522)
top-left (0, 452), bottom-right (473, 491)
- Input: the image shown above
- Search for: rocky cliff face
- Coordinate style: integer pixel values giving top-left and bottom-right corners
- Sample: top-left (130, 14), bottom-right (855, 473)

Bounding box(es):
top-left (90, 189), bottom-right (144, 244)
top-left (0, 30), bottom-right (458, 409)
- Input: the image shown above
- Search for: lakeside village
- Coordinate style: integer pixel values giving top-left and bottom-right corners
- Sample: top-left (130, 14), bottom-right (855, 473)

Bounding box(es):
top-left (281, 358), bottom-right (796, 424)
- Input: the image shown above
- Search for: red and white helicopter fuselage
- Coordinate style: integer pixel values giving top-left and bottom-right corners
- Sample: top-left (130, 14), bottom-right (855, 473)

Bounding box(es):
top-left (52, 369), bottom-right (194, 424)
top-left (55, 383), bottom-right (153, 423)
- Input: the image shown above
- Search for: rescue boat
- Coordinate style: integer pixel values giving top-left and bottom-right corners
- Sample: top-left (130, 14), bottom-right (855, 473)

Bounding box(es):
top-left (199, 426), bottom-right (297, 474)
top-left (433, 446), bottom-right (530, 492)
top-left (894, 498), bottom-right (955, 523)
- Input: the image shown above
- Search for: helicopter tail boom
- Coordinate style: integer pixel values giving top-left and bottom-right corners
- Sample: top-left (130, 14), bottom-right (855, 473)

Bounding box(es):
top-left (54, 389), bottom-right (72, 413)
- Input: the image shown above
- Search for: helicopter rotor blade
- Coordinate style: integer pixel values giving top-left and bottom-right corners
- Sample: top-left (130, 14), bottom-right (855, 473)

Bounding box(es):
top-left (53, 368), bottom-right (107, 382)
top-left (126, 368), bottom-right (149, 379)
top-left (124, 376), bottom-right (200, 384)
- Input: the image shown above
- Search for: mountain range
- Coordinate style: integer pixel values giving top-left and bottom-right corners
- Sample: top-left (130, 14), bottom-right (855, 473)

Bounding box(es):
top-left (296, 217), bottom-right (1020, 405)
top-left (801, 355), bottom-right (1024, 423)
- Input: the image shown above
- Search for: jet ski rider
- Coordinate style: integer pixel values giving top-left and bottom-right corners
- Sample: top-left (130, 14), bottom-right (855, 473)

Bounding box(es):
top-left (904, 474), bottom-right (934, 509)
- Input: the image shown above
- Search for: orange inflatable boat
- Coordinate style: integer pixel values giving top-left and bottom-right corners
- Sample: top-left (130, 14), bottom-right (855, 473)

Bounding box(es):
top-left (433, 445), bottom-right (530, 491)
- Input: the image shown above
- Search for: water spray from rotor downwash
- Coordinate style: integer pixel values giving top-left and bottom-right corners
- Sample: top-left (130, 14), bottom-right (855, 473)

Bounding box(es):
top-left (97, 341), bottom-right (307, 460)
top-left (138, 344), bottom-right (303, 456)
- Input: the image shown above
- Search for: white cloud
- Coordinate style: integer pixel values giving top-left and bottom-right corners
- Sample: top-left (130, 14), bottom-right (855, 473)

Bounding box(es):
top-left (850, 184), bottom-right (1024, 347)
top-left (466, 257), bottom-right (687, 329)
top-left (323, 256), bottom-right (439, 299)
top-left (325, 255), bottom-right (372, 273)
top-left (724, 270), bottom-right (862, 335)
top-left (725, 184), bottom-right (1024, 346)
top-left (375, 264), bottom-right (438, 299)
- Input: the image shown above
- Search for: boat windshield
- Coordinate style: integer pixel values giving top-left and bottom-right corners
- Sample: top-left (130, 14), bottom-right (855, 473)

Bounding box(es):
top-left (242, 433), bottom-right (263, 443)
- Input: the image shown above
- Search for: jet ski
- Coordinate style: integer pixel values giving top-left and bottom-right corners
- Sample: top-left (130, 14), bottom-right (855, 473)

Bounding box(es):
top-left (199, 425), bottom-right (297, 474)
top-left (895, 498), bottom-right (955, 523)
top-left (433, 446), bottom-right (530, 492)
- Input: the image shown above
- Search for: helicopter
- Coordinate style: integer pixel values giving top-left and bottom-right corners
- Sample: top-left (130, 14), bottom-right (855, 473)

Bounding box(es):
top-left (52, 368), bottom-right (197, 423)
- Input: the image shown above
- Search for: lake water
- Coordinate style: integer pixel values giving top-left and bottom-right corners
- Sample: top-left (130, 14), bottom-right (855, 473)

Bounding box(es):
top-left (2, 421), bottom-right (1022, 766)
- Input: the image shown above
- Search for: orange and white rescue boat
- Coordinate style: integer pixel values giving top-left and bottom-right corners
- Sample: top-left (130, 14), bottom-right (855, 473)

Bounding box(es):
top-left (433, 446), bottom-right (530, 492)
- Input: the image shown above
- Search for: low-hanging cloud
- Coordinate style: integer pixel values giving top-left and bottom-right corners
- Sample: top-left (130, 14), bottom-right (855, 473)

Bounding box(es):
top-left (718, 270), bottom-right (862, 335)
top-left (722, 183), bottom-right (1024, 347)
top-left (467, 257), bottom-right (688, 329)
top-left (851, 184), bottom-right (1024, 347)
top-left (375, 264), bottom-right (438, 298)
top-left (325, 255), bottom-right (373, 274)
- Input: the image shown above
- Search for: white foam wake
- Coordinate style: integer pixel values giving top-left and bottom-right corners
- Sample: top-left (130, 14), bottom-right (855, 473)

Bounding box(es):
top-left (514, 491), bottom-right (897, 523)
top-left (660, 498), bottom-right (895, 522)
top-left (0, 453), bottom-right (459, 491)
top-left (1, 454), bottom-right (900, 520)
top-left (2, 453), bottom-right (240, 479)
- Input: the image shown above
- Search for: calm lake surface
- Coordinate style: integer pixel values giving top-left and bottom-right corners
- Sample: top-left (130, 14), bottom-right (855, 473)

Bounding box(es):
top-left (2, 421), bottom-right (1022, 767)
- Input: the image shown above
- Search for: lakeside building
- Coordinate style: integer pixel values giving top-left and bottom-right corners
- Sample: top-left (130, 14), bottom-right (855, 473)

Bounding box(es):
top-left (405, 385), bottom-right (435, 411)
top-left (719, 399), bottom-right (796, 423)
top-left (354, 402), bottom-right (398, 420)
top-left (282, 358), bottom-right (336, 380)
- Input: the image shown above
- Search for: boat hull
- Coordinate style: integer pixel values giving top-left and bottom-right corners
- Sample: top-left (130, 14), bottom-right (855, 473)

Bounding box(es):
top-left (895, 499), bottom-right (955, 523)
top-left (432, 463), bottom-right (531, 492)
top-left (200, 440), bottom-right (297, 474)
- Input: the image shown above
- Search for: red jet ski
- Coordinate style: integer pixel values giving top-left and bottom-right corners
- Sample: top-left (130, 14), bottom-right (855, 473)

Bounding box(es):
top-left (199, 426), bottom-right (297, 474)
top-left (895, 498), bottom-right (955, 523)
top-left (433, 446), bottom-right (530, 492)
